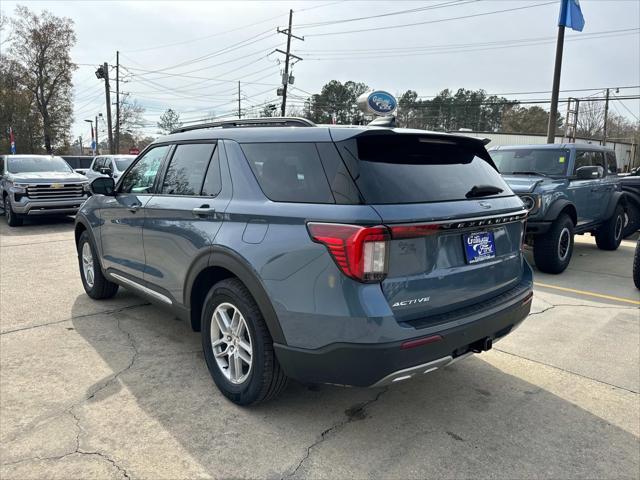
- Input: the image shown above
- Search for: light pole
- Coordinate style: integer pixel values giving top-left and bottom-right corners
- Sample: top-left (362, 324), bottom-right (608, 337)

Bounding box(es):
top-left (84, 119), bottom-right (95, 155)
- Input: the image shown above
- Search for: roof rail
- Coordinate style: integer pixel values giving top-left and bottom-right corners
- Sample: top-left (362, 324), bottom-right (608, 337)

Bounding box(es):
top-left (171, 117), bottom-right (316, 134)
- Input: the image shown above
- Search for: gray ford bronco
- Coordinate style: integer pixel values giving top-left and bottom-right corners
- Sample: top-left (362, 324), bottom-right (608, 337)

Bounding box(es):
top-left (490, 144), bottom-right (626, 274)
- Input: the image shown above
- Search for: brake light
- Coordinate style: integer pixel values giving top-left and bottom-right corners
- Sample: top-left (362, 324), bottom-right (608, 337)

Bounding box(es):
top-left (307, 223), bottom-right (389, 282)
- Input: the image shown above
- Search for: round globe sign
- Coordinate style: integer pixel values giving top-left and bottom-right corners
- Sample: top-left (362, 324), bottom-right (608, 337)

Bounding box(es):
top-left (357, 90), bottom-right (397, 116)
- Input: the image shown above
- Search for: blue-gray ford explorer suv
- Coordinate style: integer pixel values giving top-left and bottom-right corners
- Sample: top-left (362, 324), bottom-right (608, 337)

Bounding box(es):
top-left (75, 118), bottom-right (533, 405)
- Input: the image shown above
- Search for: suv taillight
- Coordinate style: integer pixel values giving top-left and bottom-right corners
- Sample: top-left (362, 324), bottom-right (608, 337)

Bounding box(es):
top-left (307, 223), bottom-right (389, 283)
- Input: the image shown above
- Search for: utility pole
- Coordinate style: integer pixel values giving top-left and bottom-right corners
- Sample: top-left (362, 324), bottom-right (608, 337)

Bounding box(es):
top-left (79, 136), bottom-right (83, 155)
top-left (602, 88), bottom-right (610, 145)
top-left (546, 25), bottom-right (565, 144)
top-left (96, 62), bottom-right (114, 153)
top-left (276, 9), bottom-right (303, 116)
top-left (238, 81), bottom-right (241, 119)
top-left (95, 115), bottom-right (99, 154)
top-left (116, 51), bottom-right (120, 154)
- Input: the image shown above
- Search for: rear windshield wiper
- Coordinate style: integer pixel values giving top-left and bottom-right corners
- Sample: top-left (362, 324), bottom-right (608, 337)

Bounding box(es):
top-left (465, 185), bottom-right (503, 198)
top-left (508, 171), bottom-right (548, 177)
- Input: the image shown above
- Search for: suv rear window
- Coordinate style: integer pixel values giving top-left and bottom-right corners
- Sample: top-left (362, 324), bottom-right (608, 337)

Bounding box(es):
top-left (336, 135), bottom-right (509, 204)
top-left (241, 143), bottom-right (334, 203)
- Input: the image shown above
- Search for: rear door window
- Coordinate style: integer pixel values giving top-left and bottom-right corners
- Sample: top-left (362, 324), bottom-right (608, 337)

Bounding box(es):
top-left (161, 143), bottom-right (215, 196)
top-left (336, 135), bottom-right (510, 204)
top-left (201, 147), bottom-right (222, 196)
top-left (241, 143), bottom-right (334, 203)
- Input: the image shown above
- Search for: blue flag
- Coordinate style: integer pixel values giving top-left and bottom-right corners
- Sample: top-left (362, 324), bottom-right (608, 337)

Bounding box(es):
top-left (558, 0), bottom-right (585, 31)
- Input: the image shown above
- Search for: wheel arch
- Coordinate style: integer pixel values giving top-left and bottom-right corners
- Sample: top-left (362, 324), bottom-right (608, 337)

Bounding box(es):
top-left (603, 191), bottom-right (626, 220)
top-left (544, 199), bottom-right (578, 226)
top-left (185, 247), bottom-right (286, 344)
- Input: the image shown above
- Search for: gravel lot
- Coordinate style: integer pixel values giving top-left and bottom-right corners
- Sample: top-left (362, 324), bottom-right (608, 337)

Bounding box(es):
top-left (1, 217), bottom-right (638, 480)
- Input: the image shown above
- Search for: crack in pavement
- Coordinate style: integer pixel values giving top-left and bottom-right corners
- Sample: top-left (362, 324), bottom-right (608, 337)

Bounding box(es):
top-left (0, 303), bottom-right (150, 336)
top-left (282, 388), bottom-right (389, 479)
top-left (527, 302), bottom-right (637, 318)
top-left (1, 316), bottom-right (140, 478)
top-left (492, 348), bottom-right (639, 395)
top-left (1, 449), bottom-right (130, 480)
top-left (0, 238), bottom-right (74, 248)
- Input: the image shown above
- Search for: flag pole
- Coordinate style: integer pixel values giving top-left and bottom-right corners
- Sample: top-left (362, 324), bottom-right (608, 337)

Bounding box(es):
top-left (546, 24), bottom-right (565, 144)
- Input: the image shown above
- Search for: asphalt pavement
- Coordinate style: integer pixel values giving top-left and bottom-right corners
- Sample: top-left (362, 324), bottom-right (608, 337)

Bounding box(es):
top-left (1, 217), bottom-right (638, 479)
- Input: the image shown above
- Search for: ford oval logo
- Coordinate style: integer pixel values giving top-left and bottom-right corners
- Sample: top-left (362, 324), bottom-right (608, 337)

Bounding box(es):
top-left (366, 91), bottom-right (397, 115)
top-left (478, 201), bottom-right (492, 209)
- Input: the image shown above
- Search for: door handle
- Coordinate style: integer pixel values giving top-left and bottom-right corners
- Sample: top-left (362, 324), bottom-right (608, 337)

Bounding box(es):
top-left (192, 205), bottom-right (216, 217)
top-left (590, 187), bottom-right (599, 192)
top-left (128, 203), bottom-right (141, 213)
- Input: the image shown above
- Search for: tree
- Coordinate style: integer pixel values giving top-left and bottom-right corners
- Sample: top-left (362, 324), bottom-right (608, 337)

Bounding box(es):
top-left (119, 97), bottom-right (146, 134)
top-left (502, 105), bottom-right (562, 135)
top-left (260, 103), bottom-right (278, 117)
top-left (577, 100), bottom-right (605, 138)
top-left (397, 90), bottom-right (422, 129)
top-left (9, 6), bottom-right (76, 153)
top-left (157, 108), bottom-right (182, 134)
top-left (303, 80), bottom-right (369, 124)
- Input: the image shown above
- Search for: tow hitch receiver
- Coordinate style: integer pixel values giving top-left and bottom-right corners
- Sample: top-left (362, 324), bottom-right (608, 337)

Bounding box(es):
top-left (471, 337), bottom-right (493, 353)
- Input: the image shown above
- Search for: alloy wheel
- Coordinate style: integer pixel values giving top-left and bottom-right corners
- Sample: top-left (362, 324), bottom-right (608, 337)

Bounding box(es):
top-left (5, 197), bottom-right (11, 223)
top-left (81, 242), bottom-right (95, 288)
top-left (614, 214), bottom-right (623, 241)
top-left (558, 227), bottom-right (571, 261)
top-left (210, 302), bottom-right (253, 384)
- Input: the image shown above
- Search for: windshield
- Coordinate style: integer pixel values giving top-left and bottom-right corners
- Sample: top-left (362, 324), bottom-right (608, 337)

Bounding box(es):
top-left (7, 156), bottom-right (72, 174)
top-left (490, 148), bottom-right (569, 176)
top-left (115, 157), bottom-right (134, 171)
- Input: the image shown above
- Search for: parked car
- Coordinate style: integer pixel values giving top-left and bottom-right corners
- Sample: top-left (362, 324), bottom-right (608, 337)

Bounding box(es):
top-left (84, 154), bottom-right (136, 182)
top-left (61, 155), bottom-right (94, 175)
top-left (75, 118), bottom-right (533, 405)
top-left (619, 169), bottom-right (640, 237)
top-left (490, 144), bottom-right (626, 274)
top-left (1, 154), bottom-right (89, 227)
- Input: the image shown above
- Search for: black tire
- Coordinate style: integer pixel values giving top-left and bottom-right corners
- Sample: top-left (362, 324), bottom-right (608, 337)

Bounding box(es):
top-left (201, 278), bottom-right (287, 406)
top-left (595, 204), bottom-right (624, 251)
top-left (533, 213), bottom-right (575, 274)
top-left (4, 195), bottom-right (23, 227)
top-left (623, 201), bottom-right (640, 238)
top-left (634, 240), bottom-right (640, 290)
top-left (77, 231), bottom-right (119, 299)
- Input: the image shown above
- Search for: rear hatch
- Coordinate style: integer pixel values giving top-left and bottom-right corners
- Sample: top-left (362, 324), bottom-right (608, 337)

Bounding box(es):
top-left (334, 131), bottom-right (527, 326)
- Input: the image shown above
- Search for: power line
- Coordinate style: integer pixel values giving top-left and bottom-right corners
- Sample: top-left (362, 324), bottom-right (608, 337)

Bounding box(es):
top-left (294, 0), bottom-right (474, 28)
top-left (299, 27), bottom-right (639, 54)
top-left (305, 1), bottom-right (557, 37)
top-left (123, 30), bottom-right (276, 77)
top-left (303, 28), bottom-right (640, 60)
top-left (123, 13), bottom-right (283, 53)
top-left (613, 93), bottom-right (640, 121)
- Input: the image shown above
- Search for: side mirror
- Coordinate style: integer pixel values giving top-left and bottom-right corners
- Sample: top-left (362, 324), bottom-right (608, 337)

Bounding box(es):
top-left (575, 165), bottom-right (601, 180)
top-left (90, 176), bottom-right (116, 196)
top-left (99, 166), bottom-right (113, 176)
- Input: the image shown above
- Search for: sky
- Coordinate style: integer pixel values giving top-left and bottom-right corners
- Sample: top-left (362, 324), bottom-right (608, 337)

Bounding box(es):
top-left (1, 0), bottom-right (639, 144)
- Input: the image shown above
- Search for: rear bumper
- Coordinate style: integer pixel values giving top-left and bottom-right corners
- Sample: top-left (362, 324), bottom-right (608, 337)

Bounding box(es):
top-left (274, 282), bottom-right (533, 387)
top-left (12, 197), bottom-right (87, 216)
top-left (525, 221), bottom-right (552, 235)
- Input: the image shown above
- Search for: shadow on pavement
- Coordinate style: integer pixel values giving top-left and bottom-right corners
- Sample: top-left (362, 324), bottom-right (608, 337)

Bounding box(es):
top-left (70, 295), bottom-right (639, 479)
